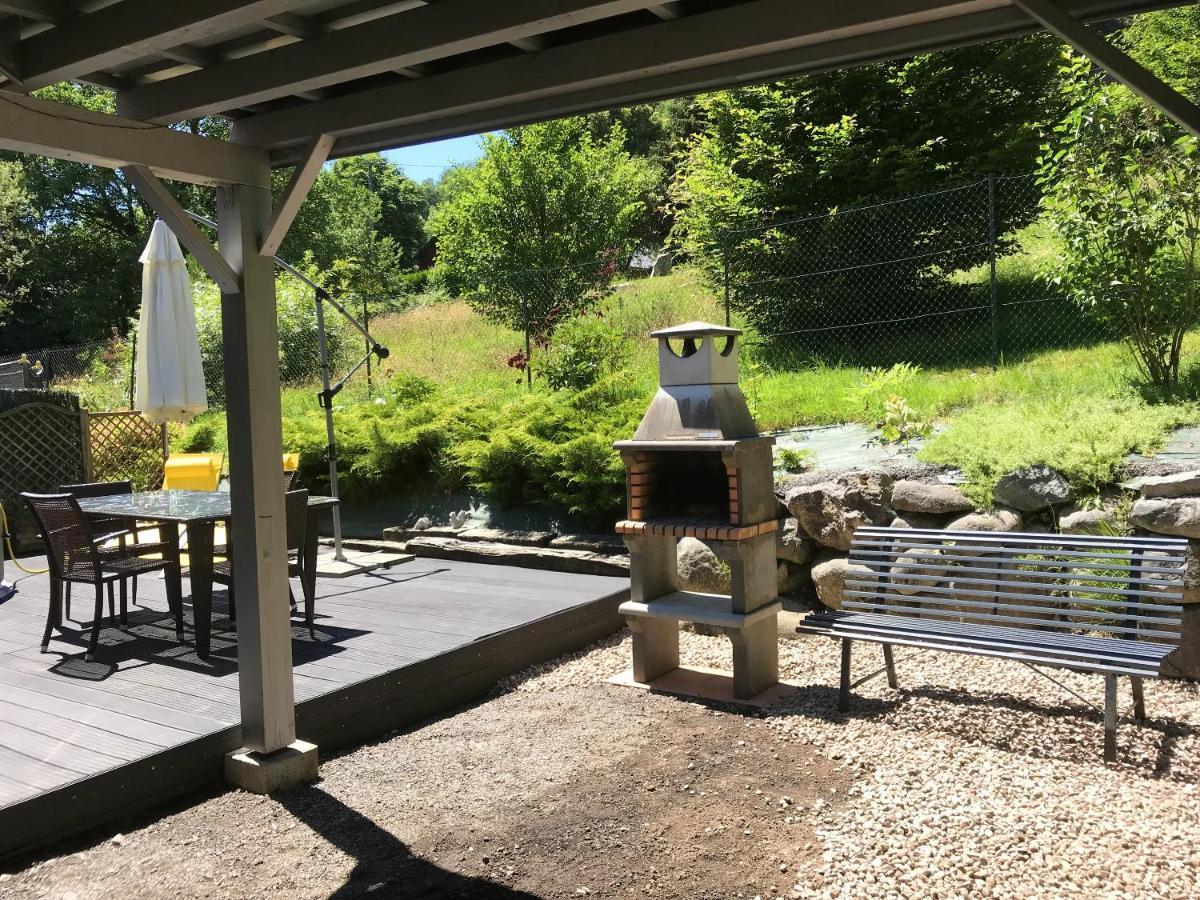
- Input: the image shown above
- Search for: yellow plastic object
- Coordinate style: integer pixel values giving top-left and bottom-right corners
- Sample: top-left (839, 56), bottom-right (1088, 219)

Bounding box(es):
top-left (163, 453), bottom-right (224, 492)
top-left (282, 452), bottom-right (300, 472)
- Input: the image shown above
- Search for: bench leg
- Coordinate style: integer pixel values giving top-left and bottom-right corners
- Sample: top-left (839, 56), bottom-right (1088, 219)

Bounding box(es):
top-left (1104, 673), bottom-right (1118, 763)
top-left (1131, 676), bottom-right (1146, 724)
top-left (839, 639), bottom-right (852, 713)
top-left (882, 644), bottom-right (898, 689)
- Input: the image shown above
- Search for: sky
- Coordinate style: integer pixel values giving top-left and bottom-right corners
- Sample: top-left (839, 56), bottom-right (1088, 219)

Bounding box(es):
top-left (382, 134), bottom-right (486, 181)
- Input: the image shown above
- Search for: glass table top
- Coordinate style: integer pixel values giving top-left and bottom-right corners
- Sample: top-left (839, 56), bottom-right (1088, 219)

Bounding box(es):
top-left (76, 489), bottom-right (337, 524)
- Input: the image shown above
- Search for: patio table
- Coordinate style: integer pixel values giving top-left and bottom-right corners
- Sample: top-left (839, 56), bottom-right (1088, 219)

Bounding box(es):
top-left (75, 489), bottom-right (339, 659)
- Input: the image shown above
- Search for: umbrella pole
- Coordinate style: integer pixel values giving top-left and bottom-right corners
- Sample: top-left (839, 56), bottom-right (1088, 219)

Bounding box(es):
top-left (314, 292), bottom-right (346, 563)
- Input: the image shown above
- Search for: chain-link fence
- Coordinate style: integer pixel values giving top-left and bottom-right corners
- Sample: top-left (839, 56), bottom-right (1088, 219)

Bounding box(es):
top-left (724, 173), bottom-right (1114, 369)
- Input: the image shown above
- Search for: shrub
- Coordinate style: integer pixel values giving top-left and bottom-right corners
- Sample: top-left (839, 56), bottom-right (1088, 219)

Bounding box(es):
top-left (918, 392), bottom-right (1192, 504)
top-left (540, 310), bottom-right (629, 391)
top-left (193, 271), bottom-right (350, 406)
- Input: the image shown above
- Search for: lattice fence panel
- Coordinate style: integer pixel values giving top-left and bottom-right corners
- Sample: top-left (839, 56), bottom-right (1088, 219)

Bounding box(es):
top-left (0, 402), bottom-right (86, 549)
top-left (85, 411), bottom-right (168, 491)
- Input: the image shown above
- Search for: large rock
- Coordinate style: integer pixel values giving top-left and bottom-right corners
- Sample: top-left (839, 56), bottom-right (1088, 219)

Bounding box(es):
top-left (1130, 497), bottom-right (1200, 539)
top-left (1162, 605), bottom-right (1200, 679)
top-left (1139, 470), bottom-right (1200, 499)
top-left (890, 547), bottom-right (943, 595)
top-left (945, 509), bottom-right (1023, 532)
top-left (890, 511), bottom-right (953, 531)
top-left (992, 465), bottom-right (1073, 512)
top-left (677, 537), bottom-right (730, 593)
top-left (810, 554), bottom-right (873, 611)
top-left (785, 471), bottom-right (893, 551)
top-left (775, 518), bottom-right (815, 565)
top-left (1058, 507), bottom-right (1115, 536)
top-left (891, 480), bottom-right (973, 515)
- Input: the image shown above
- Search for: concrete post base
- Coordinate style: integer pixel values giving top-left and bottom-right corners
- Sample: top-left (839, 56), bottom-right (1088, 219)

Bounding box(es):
top-left (628, 615), bottom-right (680, 683)
top-left (722, 614), bottom-right (779, 700)
top-left (225, 739), bottom-right (318, 794)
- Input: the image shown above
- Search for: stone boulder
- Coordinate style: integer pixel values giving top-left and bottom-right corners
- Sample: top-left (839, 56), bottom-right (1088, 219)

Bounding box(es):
top-left (785, 471), bottom-right (893, 551)
top-left (945, 508), bottom-right (1023, 532)
top-left (1058, 507), bottom-right (1115, 536)
top-left (891, 480), bottom-right (973, 515)
top-left (1130, 497), bottom-right (1200, 539)
top-left (992, 465), bottom-right (1073, 512)
top-left (775, 518), bottom-right (815, 565)
top-left (890, 547), bottom-right (943, 595)
top-left (810, 554), bottom-right (874, 610)
top-left (677, 537), bottom-right (729, 593)
top-left (1162, 606), bottom-right (1200, 679)
top-left (890, 512), bottom-right (953, 531)
top-left (1139, 470), bottom-right (1200, 499)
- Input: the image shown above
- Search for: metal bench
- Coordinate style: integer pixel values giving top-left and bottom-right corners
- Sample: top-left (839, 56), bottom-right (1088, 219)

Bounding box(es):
top-left (797, 526), bottom-right (1186, 760)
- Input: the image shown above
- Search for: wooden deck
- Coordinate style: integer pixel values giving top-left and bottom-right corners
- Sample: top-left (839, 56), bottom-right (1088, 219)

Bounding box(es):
top-left (0, 556), bottom-right (627, 861)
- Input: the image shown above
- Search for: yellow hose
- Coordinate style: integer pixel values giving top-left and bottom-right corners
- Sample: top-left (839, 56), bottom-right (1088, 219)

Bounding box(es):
top-left (0, 501), bottom-right (49, 575)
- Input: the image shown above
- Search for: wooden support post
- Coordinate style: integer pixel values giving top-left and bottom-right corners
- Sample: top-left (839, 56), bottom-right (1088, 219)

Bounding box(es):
top-left (216, 176), bottom-right (308, 774)
top-left (1103, 673), bottom-right (1118, 763)
top-left (259, 133), bottom-right (334, 258)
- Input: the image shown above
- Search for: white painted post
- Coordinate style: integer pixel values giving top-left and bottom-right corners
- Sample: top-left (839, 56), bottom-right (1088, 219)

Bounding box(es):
top-left (216, 177), bottom-right (304, 763)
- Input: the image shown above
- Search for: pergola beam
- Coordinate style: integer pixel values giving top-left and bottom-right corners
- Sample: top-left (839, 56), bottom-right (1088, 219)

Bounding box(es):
top-left (116, 0), bottom-right (666, 123)
top-left (293, 2), bottom-right (1029, 163)
top-left (1012, 0), bottom-right (1200, 137)
top-left (121, 164), bottom-right (240, 292)
top-left (234, 0), bottom-right (1008, 151)
top-left (0, 88), bottom-right (270, 187)
top-left (259, 133), bottom-right (333, 257)
top-left (14, 0), bottom-right (301, 90)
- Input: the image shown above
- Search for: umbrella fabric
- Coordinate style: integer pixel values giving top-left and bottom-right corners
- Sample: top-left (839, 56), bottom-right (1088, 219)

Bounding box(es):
top-left (135, 219), bottom-right (208, 424)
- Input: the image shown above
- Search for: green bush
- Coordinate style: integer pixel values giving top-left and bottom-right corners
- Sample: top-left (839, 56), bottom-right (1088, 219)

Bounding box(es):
top-left (918, 392), bottom-right (1192, 504)
top-left (193, 271), bottom-right (350, 406)
top-left (281, 372), bottom-right (648, 527)
top-left (540, 310), bottom-right (629, 391)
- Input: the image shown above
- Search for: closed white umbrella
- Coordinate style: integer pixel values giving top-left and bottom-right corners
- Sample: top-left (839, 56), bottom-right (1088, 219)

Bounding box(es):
top-left (135, 219), bottom-right (208, 424)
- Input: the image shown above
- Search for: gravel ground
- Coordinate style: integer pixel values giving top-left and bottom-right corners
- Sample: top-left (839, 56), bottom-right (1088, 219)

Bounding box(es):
top-left (2, 629), bottom-right (1199, 899)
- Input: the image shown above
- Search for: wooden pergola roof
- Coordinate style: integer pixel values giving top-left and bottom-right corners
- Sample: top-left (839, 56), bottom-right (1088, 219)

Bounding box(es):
top-left (0, 0), bottom-right (1188, 168)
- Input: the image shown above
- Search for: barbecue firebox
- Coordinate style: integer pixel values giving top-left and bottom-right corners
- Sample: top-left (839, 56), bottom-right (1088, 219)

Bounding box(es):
top-left (615, 322), bottom-right (780, 700)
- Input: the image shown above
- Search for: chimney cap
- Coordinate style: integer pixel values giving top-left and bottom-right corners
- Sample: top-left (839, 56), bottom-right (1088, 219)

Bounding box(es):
top-left (649, 321), bottom-right (741, 339)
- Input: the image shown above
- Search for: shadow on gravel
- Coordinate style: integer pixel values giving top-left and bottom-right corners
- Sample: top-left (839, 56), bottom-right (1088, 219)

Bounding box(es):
top-left (276, 787), bottom-right (543, 900)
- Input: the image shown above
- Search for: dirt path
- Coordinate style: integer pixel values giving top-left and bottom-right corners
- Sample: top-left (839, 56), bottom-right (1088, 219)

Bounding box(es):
top-left (0, 659), bottom-right (841, 899)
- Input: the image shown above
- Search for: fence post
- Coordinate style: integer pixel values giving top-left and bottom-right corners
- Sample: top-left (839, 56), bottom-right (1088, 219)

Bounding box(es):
top-left (988, 174), bottom-right (1000, 368)
top-left (128, 331), bottom-right (137, 409)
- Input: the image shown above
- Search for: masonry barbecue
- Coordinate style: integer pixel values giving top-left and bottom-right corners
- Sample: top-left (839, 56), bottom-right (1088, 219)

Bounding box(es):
top-left (615, 322), bottom-right (780, 700)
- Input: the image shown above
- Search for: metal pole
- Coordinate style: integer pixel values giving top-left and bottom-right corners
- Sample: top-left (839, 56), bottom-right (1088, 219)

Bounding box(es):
top-left (723, 240), bottom-right (731, 328)
top-left (314, 291), bottom-right (346, 562)
top-left (988, 174), bottom-right (999, 368)
top-left (128, 330), bottom-right (137, 409)
top-left (363, 295), bottom-right (371, 396)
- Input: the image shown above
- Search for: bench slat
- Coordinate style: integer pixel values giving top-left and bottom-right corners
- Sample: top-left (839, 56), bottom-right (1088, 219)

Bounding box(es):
top-left (846, 559), bottom-right (1180, 590)
top-left (798, 613), bottom-right (1170, 677)
top-left (817, 610), bottom-right (1179, 657)
top-left (845, 574), bottom-right (1183, 609)
top-left (855, 526), bottom-right (1187, 551)
top-left (841, 596), bottom-right (1181, 640)
top-left (850, 547), bottom-right (1185, 574)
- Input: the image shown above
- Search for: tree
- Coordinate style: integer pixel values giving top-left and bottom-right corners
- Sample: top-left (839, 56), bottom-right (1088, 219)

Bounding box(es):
top-left (668, 36), bottom-right (1066, 352)
top-left (427, 119), bottom-right (654, 330)
top-left (1041, 46), bottom-right (1200, 387)
top-left (0, 161), bottom-right (31, 324)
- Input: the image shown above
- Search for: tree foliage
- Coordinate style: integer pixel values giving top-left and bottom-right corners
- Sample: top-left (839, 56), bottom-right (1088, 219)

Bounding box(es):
top-left (427, 119), bottom-right (655, 330)
top-left (1041, 38), bottom-right (1200, 387)
top-left (668, 37), bottom-right (1066, 349)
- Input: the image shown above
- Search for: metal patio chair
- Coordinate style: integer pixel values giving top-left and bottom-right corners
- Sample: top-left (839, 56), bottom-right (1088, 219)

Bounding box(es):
top-left (22, 492), bottom-right (183, 661)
